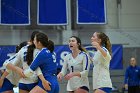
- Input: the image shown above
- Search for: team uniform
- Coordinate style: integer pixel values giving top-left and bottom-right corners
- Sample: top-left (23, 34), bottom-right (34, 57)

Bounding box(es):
top-left (0, 53), bottom-right (21, 92)
top-left (61, 51), bottom-right (90, 92)
top-left (124, 66), bottom-right (140, 93)
top-left (92, 47), bottom-right (112, 93)
top-left (3, 45), bottom-right (42, 91)
top-left (25, 48), bottom-right (59, 93)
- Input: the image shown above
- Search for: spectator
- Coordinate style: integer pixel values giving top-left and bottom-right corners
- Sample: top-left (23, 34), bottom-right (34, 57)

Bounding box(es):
top-left (124, 57), bottom-right (140, 93)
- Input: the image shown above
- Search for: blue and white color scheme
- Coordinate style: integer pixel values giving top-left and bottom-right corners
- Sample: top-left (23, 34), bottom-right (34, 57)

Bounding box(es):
top-left (77, 0), bottom-right (107, 24)
top-left (37, 0), bottom-right (68, 25)
top-left (0, 45), bottom-right (123, 70)
top-left (60, 51), bottom-right (90, 91)
top-left (0, 46), bottom-right (16, 67)
top-left (0, 0), bottom-right (30, 25)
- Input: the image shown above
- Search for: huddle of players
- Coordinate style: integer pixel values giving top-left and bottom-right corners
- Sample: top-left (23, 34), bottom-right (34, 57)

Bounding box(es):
top-left (0, 31), bottom-right (112, 93)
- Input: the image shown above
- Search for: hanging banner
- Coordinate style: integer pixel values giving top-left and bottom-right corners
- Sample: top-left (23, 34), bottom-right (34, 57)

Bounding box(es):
top-left (0, 0), bottom-right (30, 25)
top-left (38, 0), bottom-right (67, 25)
top-left (55, 45), bottom-right (123, 70)
top-left (0, 46), bottom-right (16, 67)
top-left (77, 0), bottom-right (106, 24)
top-left (0, 45), bottom-right (123, 70)
top-left (110, 45), bottom-right (123, 69)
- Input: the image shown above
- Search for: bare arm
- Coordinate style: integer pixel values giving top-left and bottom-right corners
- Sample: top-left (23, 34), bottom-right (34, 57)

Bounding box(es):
top-left (6, 63), bottom-right (25, 78)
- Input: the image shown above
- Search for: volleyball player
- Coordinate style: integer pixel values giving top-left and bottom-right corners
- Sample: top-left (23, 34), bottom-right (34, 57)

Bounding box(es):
top-left (91, 32), bottom-right (112, 93)
top-left (57, 36), bottom-right (90, 93)
top-left (24, 32), bottom-right (59, 93)
top-left (3, 31), bottom-right (50, 93)
top-left (0, 41), bottom-right (27, 93)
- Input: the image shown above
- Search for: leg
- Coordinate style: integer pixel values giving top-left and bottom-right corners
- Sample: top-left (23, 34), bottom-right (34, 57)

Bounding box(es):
top-left (2, 90), bottom-right (14, 93)
top-left (128, 86), bottom-right (135, 93)
top-left (29, 86), bottom-right (47, 93)
top-left (19, 89), bottom-right (29, 93)
top-left (75, 88), bottom-right (88, 93)
top-left (0, 78), bottom-right (14, 93)
top-left (94, 89), bottom-right (106, 93)
top-left (135, 86), bottom-right (140, 93)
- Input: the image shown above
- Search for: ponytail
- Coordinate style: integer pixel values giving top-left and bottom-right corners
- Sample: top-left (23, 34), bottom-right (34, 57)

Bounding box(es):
top-left (105, 36), bottom-right (112, 56)
top-left (47, 40), bottom-right (54, 53)
top-left (79, 46), bottom-right (87, 53)
top-left (96, 32), bottom-right (112, 56)
top-left (26, 44), bottom-right (36, 65)
top-left (35, 33), bottom-right (54, 53)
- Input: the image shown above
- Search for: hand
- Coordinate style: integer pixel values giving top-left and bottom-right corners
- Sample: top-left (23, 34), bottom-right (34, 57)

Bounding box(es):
top-left (15, 67), bottom-right (26, 78)
top-left (0, 77), bottom-right (4, 88)
top-left (91, 42), bottom-right (100, 49)
top-left (124, 84), bottom-right (128, 90)
top-left (42, 80), bottom-right (51, 91)
top-left (57, 73), bottom-right (63, 81)
top-left (64, 72), bottom-right (74, 80)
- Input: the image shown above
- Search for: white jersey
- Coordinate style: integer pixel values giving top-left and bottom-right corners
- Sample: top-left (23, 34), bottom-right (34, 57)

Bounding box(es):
top-left (4, 53), bottom-right (22, 86)
top-left (92, 47), bottom-right (112, 90)
top-left (4, 45), bottom-right (41, 84)
top-left (61, 51), bottom-right (90, 91)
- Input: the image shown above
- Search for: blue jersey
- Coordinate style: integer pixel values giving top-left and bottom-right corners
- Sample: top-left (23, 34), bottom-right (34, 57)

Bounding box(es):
top-left (30, 48), bottom-right (59, 93)
top-left (30, 48), bottom-right (57, 77)
top-left (124, 66), bottom-right (140, 86)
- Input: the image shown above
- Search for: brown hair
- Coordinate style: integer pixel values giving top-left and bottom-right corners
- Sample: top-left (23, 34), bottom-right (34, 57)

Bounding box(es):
top-left (96, 32), bottom-right (112, 55)
top-left (35, 33), bottom-right (54, 53)
top-left (70, 36), bottom-right (87, 52)
top-left (26, 31), bottom-right (40, 65)
top-left (16, 41), bottom-right (27, 53)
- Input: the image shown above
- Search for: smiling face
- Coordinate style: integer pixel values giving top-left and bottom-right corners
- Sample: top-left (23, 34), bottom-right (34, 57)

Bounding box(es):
top-left (69, 37), bottom-right (79, 51)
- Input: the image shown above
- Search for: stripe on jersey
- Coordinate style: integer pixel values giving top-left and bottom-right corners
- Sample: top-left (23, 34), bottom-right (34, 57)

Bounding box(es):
top-left (82, 52), bottom-right (89, 70)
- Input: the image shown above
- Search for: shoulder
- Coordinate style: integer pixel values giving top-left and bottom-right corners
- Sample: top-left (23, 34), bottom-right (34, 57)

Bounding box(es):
top-left (17, 46), bottom-right (28, 55)
top-left (64, 53), bottom-right (71, 60)
top-left (39, 48), bottom-right (52, 57)
top-left (126, 66), bottom-right (131, 70)
top-left (136, 66), bottom-right (140, 70)
top-left (102, 47), bottom-right (108, 52)
top-left (34, 49), bottom-right (40, 54)
top-left (20, 45), bottom-right (28, 51)
top-left (79, 51), bottom-right (88, 57)
top-left (65, 52), bottom-right (71, 57)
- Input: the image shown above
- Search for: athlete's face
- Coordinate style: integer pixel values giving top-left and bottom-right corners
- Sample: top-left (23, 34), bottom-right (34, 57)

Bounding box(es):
top-left (91, 32), bottom-right (101, 44)
top-left (69, 37), bottom-right (79, 51)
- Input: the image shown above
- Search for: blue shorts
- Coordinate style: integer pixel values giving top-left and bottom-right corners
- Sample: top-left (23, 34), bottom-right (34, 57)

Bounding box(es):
top-left (0, 78), bottom-right (14, 92)
top-left (38, 75), bottom-right (59, 93)
top-left (99, 87), bottom-right (112, 93)
top-left (19, 82), bottom-right (38, 91)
